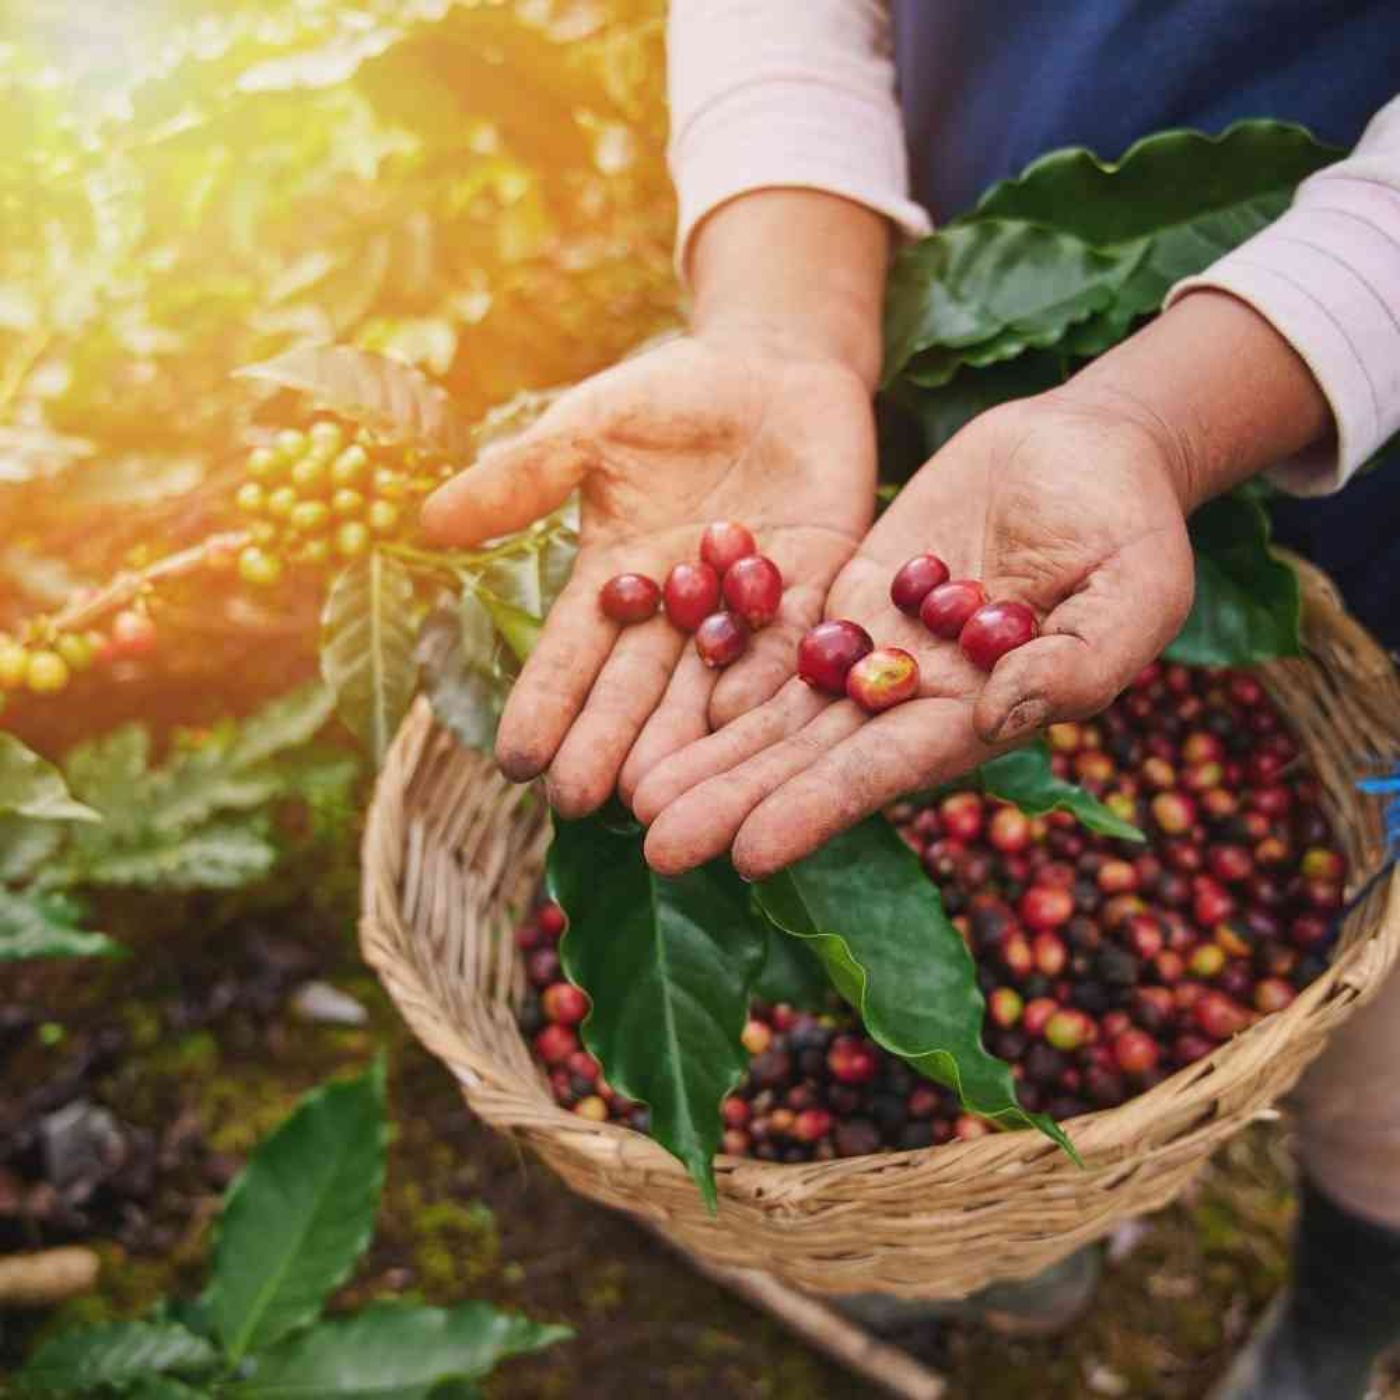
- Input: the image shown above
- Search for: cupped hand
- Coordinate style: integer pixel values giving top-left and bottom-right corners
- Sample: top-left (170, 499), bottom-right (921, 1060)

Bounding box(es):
top-left (633, 393), bottom-right (1198, 878)
top-left (421, 333), bottom-right (876, 816)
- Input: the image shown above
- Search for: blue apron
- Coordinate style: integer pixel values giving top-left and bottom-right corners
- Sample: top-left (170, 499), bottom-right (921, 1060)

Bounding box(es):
top-left (891, 0), bottom-right (1400, 647)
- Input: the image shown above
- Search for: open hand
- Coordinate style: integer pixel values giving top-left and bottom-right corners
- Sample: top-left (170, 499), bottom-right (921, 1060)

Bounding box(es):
top-left (422, 333), bottom-right (876, 817)
top-left (633, 393), bottom-right (1197, 878)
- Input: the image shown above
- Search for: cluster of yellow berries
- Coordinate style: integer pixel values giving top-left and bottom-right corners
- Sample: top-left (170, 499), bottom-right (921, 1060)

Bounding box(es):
top-left (0, 610), bottom-right (157, 710)
top-left (233, 420), bottom-right (454, 587)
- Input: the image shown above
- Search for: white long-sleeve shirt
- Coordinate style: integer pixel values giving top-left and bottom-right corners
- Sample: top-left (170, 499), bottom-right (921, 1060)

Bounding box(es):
top-left (667, 1), bottom-right (1400, 494)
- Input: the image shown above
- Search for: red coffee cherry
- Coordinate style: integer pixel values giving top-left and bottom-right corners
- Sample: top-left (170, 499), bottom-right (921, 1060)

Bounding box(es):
top-left (694, 611), bottom-right (748, 668)
top-left (109, 609), bottom-right (159, 658)
top-left (845, 646), bottom-right (920, 713)
top-left (890, 554), bottom-right (950, 614)
top-left (721, 555), bottom-right (783, 629)
top-left (700, 520), bottom-right (757, 576)
top-left (959, 600), bottom-right (1039, 670)
top-left (599, 573), bottom-right (661, 624)
top-left (919, 579), bottom-right (988, 639)
top-left (663, 561), bottom-right (721, 632)
top-left (796, 619), bottom-right (874, 694)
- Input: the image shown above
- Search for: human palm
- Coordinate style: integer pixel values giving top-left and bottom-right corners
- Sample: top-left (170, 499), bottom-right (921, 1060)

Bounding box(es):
top-left (422, 334), bottom-right (876, 815)
top-left (634, 397), bottom-right (1197, 878)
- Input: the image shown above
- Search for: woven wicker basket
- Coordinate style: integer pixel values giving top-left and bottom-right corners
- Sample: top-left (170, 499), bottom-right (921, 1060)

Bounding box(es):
top-left (361, 558), bottom-right (1400, 1299)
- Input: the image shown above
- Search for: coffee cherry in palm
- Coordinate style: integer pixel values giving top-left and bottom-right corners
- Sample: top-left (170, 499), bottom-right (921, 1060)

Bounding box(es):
top-left (959, 600), bottom-right (1039, 670)
top-left (722, 555), bottom-right (783, 629)
top-left (846, 646), bottom-right (920, 713)
top-left (797, 620), bottom-right (873, 694)
top-left (920, 580), bottom-right (988, 639)
top-left (663, 562), bottom-right (721, 632)
top-left (890, 554), bottom-right (950, 614)
top-left (599, 574), bottom-right (662, 625)
top-left (700, 520), bottom-right (757, 576)
top-left (694, 611), bottom-right (748, 668)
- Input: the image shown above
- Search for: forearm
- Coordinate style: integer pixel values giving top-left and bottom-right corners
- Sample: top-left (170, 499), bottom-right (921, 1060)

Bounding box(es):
top-left (1054, 290), bottom-right (1333, 513)
top-left (689, 189), bottom-right (890, 389)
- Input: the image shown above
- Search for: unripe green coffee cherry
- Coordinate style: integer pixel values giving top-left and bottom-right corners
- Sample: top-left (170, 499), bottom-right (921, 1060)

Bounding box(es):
top-left (289, 500), bottom-right (330, 534)
top-left (0, 638), bottom-right (29, 690)
top-left (309, 420), bottom-right (344, 454)
top-left (372, 468), bottom-right (407, 500)
top-left (235, 482), bottom-right (266, 514)
top-left (56, 632), bottom-right (95, 672)
top-left (249, 521), bottom-right (278, 546)
top-left (289, 456), bottom-right (326, 493)
top-left (335, 522), bottom-right (371, 558)
top-left (330, 445), bottom-right (369, 487)
top-left (274, 428), bottom-right (306, 459)
top-left (298, 538), bottom-right (331, 566)
top-left (246, 447), bottom-right (280, 481)
top-left (332, 488), bottom-right (365, 518)
top-left (26, 650), bottom-right (70, 694)
top-left (367, 500), bottom-right (400, 535)
top-left (267, 486), bottom-right (297, 518)
top-left (238, 546), bottom-right (284, 588)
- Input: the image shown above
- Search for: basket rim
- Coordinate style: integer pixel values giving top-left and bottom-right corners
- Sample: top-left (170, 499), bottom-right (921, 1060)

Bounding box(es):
top-left (361, 557), bottom-right (1400, 1205)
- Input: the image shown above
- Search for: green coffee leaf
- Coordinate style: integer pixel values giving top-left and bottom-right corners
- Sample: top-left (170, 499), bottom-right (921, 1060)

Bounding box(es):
top-left (416, 592), bottom-right (516, 752)
top-left (883, 219), bottom-right (1143, 385)
top-left (205, 1059), bottom-right (388, 1362)
top-left (977, 742), bottom-right (1145, 842)
top-left (320, 551), bottom-right (419, 764)
top-left (547, 814), bottom-right (768, 1208)
top-left (237, 345), bottom-right (470, 457)
top-left (1167, 493), bottom-right (1301, 664)
top-left (18, 1321), bottom-right (216, 1393)
top-left (230, 1302), bottom-right (569, 1399)
top-left (0, 887), bottom-right (119, 962)
top-left (755, 817), bottom-right (1075, 1157)
top-left (0, 735), bottom-right (98, 824)
top-left (753, 918), bottom-right (832, 1010)
top-left (972, 121), bottom-right (1338, 318)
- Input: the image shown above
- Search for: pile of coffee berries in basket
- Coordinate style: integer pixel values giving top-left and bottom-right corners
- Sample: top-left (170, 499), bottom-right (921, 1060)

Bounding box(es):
top-left (599, 521), bottom-right (785, 669)
top-left (520, 659), bottom-right (1349, 1160)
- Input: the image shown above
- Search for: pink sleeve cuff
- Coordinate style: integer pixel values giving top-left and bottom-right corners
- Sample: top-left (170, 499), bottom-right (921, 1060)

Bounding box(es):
top-left (667, 1), bottom-right (931, 271)
top-left (1167, 101), bottom-right (1400, 496)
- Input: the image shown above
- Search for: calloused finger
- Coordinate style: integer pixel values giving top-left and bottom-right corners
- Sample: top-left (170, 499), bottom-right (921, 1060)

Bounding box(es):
top-left (494, 568), bottom-right (618, 781)
top-left (546, 617), bottom-right (686, 818)
top-left (617, 646), bottom-right (718, 809)
top-left (631, 677), bottom-right (830, 825)
top-left (730, 695), bottom-right (997, 880)
top-left (643, 700), bottom-right (865, 876)
top-left (974, 525), bottom-right (1194, 745)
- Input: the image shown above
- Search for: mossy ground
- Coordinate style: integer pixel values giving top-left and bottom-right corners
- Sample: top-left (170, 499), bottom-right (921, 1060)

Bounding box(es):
top-left (4, 856), bottom-right (1397, 1399)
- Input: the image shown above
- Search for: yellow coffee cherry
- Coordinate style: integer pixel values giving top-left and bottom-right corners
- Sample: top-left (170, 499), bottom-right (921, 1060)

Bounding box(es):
top-left (0, 638), bottom-right (29, 690)
top-left (26, 650), bottom-right (70, 694)
top-left (235, 482), bottom-right (266, 514)
top-left (308, 420), bottom-right (344, 455)
top-left (297, 538), bottom-right (331, 566)
top-left (274, 428), bottom-right (306, 459)
top-left (408, 475), bottom-right (439, 496)
top-left (249, 521), bottom-right (278, 546)
top-left (238, 546), bottom-right (284, 588)
top-left (331, 488), bottom-right (365, 518)
top-left (266, 486), bottom-right (298, 518)
top-left (335, 522), bottom-right (371, 559)
top-left (246, 447), bottom-right (281, 481)
top-left (366, 500), bottom-right (400, 535)
top-left (289, 456), bottom-right (326, 493)
top-left (372, 468), bottom-right (407, 500)
top-left (56, 633), bottom-right (95, 672)
top-left (289, 500), bottom-right (330, 534)
top-left (330, 445), bottom-right (369, 487)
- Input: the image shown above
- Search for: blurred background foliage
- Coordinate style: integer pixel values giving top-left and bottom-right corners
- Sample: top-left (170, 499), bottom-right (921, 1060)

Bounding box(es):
top-left (0, 0), bottom-right (676, 742)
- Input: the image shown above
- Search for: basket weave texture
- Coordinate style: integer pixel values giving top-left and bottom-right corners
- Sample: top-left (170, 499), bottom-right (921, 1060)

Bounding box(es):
top-left (361, 559), bottom-right (1400, 1298)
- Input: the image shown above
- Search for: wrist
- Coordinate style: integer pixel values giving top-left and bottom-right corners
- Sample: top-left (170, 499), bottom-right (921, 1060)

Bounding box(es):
top-left (689, 189), bottom-right (889, 391)
top-left (1054, 291), bottom-right (1334, 514)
